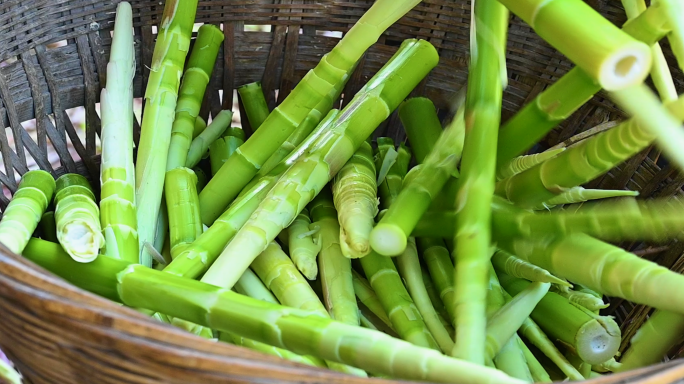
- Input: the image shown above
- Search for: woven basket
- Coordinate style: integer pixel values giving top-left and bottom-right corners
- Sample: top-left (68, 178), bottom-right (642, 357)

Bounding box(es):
top-left (1, 0), bottom-right (684, 382)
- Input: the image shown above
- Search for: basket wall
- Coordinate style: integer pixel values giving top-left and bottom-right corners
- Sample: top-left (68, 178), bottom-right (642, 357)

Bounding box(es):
top-left (0, 0), bottom-right (683, 382)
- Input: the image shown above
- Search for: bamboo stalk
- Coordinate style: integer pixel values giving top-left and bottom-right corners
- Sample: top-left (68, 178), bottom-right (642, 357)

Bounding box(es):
top-left (185, 110), bottom-right (233, 169)
top-left (309, 188), bottom-right (360, 326)
top-left (498, 232), bottom-right (684, 321)
top-left (209, 127), bottom-right (245, 176)
top-left (495, 95), bottom-right (684, 209)
top-left (164, 167), bottom-right (202, 258)
top-left (622, 0), bottom-right (677, 102)
top-left (0, 170), bottom-right (55, 254)
top-left (135, 0), bottom-right (198, 267)
top-left (451, 0), bottom-right (509, 364)
top-left (237, 82), bottom-right (270, 130)
top-left (609, 84), bottom-right (684, 173)
top-left (54, 174), bottom-right (104, 262)
top-left (99, 1), bottom-right (138, 263)
top-left (287, 208), bottom-right (321, 280)
top-left (397, 238), bottom-right (455, 354)
top-left (616, 310), bottom-right (684, 371)
top-left (500, 274), bottom-right (620, 365)
top-left (166, 24), bottom-right (224, 171)
top-left (370, 101), bottom-right (465, 256)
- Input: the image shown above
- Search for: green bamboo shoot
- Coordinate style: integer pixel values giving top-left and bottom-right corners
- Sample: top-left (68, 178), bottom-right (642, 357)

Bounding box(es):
top-left (498, 0), bottom-right (651, 91)
top-left (209, 127), bottom-right (245, 176)
top-left (231, 267), bottom-right (328, 368)
top-left (494, 336), bottom-right (534, 382)
top-left (660, 0), bottom-right (684, 74)
top-left (0, 170), bottom-right (55, 254)
top-left (532, 187), bottom-right (638, 210)
top-left (250, 241), bottom-right (367, 377)
top-left (592, 357), bottom-right (622, 373)
top-left (371, 102), bottom-right (465, 256)
top-left (500, 274), bottom-right (620, 365)
top-left (486, 281), bottom-right (550, 359)
top-left (398, 97), bottom-right (444, 164)
top-left (423, 269), bottom-right (454, 338)
top-left (609, 83), bottom-right (684, 173)
top-left (375, 140), bottom-right (411, 210)
top-left (495, 95), bottom-right (684, 209)
top-left (622, 0), bottom-right (677, 102)
top-left (417, 195), bottom-right (684, 245)
top-left (332, 140), bottom-right (378, 258)
top-left (135, 0), bottom-right (198, 267)
top-left (220, 331), bottom-right (325, 368)
top-left (287, 208), bottom-right (320, 280)
top-left (485, 265), bottom-right (534, 381)
top-left (616, 310), bottom-right (684, 371)
top-left (360, 249), bottom-right (440, 350)
top-left (193, 116), bottom-right (206, 139)
top-left (257, 73), bottom-right (351, 179)
top-left (39, 211), bottom-right (58, 243)
top-left (517, 314), bottom-right (584, 380)
top-left (309, 188), bottom-right (360, 326)
top-left (498, 232), bottom-right (684, 316)
top-left (237, 82), bottom-right (269, 130)
top-left (99, 1), bottom-right (138, 263)
top-left (418, 237), bottom-right (456, 320)
top-left (54, 174), bottom-right (104, 262)
top-left (374, 137), bottom-right (397, 188)
top-left (166, 24), bottom-right (224, 171)
top-left (351, 270), bottom-right (393, 329)
top-left (550, 285), bottom-right (608, 312)
top-left (495, 3), bottom-right (669, 167)
top-left (397, 238), bottom-right (455, 353)
top-left (163, 109), bottom-right (341, 280)
top-left (234, 268), bottom-right (279, 304)
top-left (497, 149), bottom-right (565, 181)
top-left (200, 39), bottom-right (438, 290)
top-left (452, 0), bottom-right (508, 364)
top-left (186, 110), bottom-right (233, 169)
top-left (521, 340), bottom-right (552, 383)
top-left (492, 250), bottom-right (568, 286)
top-left (165, 167), bottom-right (202, 258)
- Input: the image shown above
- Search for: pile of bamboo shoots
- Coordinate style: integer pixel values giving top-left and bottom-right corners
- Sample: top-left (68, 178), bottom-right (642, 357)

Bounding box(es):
top-left (3, 0), bottom-right (684, 382)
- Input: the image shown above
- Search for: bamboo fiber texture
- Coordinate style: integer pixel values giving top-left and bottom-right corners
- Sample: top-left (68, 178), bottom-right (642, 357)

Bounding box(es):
top-left (0, 0), bottom-right (683, 382)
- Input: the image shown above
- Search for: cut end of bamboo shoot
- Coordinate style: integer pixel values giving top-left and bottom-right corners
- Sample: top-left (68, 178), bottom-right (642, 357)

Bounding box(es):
top-left (59, 220), bottom-right (105, 263)
top-left (599, 44), bottom-right (651, 91)
top-left (369, 223), bottom-right (407, 256)
top-left (574, 317), bottom-right (621, 365)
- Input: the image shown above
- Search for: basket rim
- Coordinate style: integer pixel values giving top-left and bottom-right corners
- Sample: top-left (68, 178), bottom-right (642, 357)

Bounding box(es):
top-left (2, 242), bottom-right (684, 383)
top-left (0, 243), bottom-right (380, 383)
